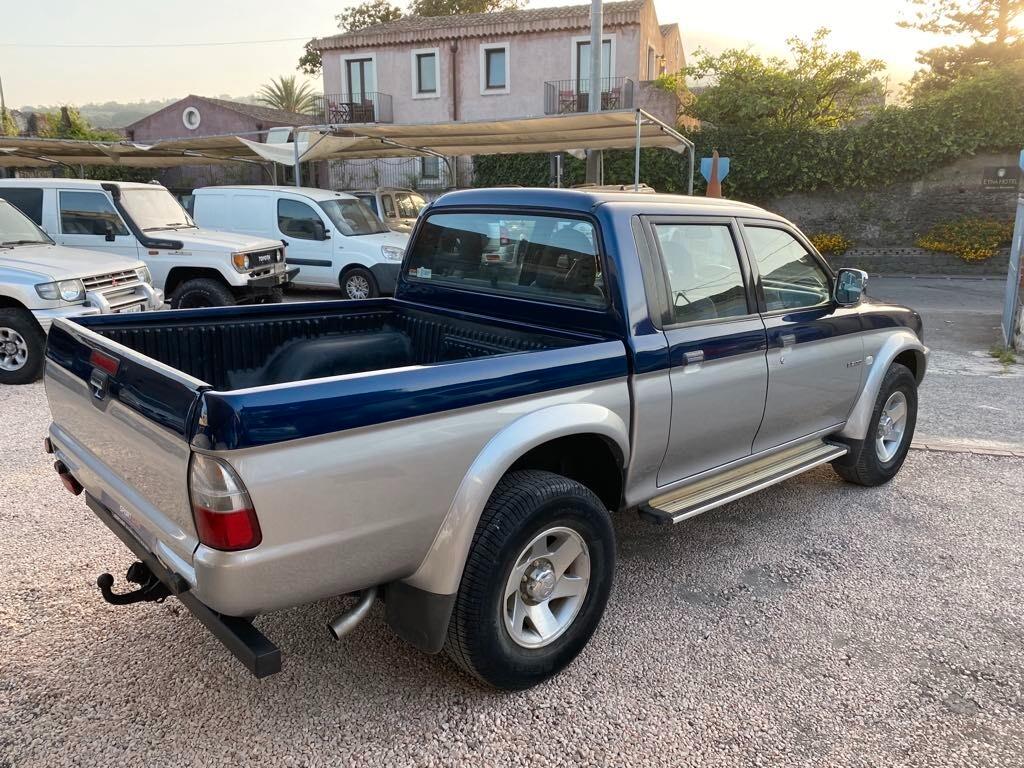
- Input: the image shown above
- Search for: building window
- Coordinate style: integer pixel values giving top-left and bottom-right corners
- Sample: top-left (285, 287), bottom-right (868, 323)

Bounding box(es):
top-left (182, 106), bottom-right (201, 130)
top-left (479, 42), bottom-right (510, 94)
top-left (412, 48), bottom-right (439, 98)
top-left (573, 38), bottom-right (613, 90)
top-left (421, 156), bottom-right (440, 180)
top-left (647, 45), bottom-right (657, 79)
top-left (344, 55), bottom-right (376, 101)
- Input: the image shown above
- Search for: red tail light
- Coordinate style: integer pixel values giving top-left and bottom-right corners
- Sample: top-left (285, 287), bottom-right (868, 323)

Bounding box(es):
top-left (89, 349), bottom-right (120, 375)
top-left (189, 454), bottom-right (261, 551)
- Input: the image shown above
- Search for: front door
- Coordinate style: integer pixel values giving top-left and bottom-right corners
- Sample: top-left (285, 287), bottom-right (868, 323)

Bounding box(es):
top-left (651, 218), bottom-right (769, 486)
top-left (56, 189), bottom-right (139, 260)
top-left (277, 198), bottom-right (333, 286)
top-left (740, 222), bottom-right (865, 452)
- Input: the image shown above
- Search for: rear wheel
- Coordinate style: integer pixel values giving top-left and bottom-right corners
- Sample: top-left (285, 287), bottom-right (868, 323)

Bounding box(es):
top-left (168, 278), bottom-right (236, 309)
top-left (0, 308), bottom-right (45, 385)
top-left (833, 362), bottom-right (917, 486)
top-left (340, 267), bottom-right (378, 300)
top-left (445, 470), bottom-right (615, 690)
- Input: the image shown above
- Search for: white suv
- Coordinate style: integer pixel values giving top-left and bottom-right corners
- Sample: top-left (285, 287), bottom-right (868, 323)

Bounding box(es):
top-left (0, 198), bottom-right (161, 384)
top-left (0, 180), bottom-right (295, 308)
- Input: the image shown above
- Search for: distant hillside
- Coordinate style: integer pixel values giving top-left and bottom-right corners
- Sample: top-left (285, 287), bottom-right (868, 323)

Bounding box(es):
top-left (17, 95), bottom-right (260, 129)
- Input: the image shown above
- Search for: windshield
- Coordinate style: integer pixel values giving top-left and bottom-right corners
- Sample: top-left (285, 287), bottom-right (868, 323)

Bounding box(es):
top-left (393, 192), bottom-right (426, 219)
top-left (319, 199), bottom-right (388, 236)
top-left (119, 188), bottom-right (195, 231)
top-left (0, 201), bottom-right (52, 246)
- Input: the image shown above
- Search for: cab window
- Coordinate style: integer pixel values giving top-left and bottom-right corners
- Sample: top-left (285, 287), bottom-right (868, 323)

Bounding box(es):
top-left (654, 223), bottom-right (749, 324)
top-left (381, 195), bottom-right (397, 219)
top-left (744, 226), bottom-right (831, 311)
top-left (58, 191), bottom-right (129, 236)
top-left (405, 211), bottom-right (605, 307)
top-left (277, 199), bottom-right (322, 240)
top-left (0, 188), bottom-right (44, 225)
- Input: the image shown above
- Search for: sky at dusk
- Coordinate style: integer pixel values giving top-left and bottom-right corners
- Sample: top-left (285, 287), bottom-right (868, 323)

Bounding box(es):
top-left (0, 0), bottom-right (959, 107)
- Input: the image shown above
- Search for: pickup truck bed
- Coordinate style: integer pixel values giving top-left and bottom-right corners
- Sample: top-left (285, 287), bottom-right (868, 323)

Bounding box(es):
top-left (82, 301), bottom-right (578, 390)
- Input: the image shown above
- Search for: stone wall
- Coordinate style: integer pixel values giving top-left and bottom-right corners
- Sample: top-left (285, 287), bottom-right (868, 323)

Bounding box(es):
top-left (764, 152), bottom-right (1020, 246)
top-left (825, 247), bottom-right (1010, 276)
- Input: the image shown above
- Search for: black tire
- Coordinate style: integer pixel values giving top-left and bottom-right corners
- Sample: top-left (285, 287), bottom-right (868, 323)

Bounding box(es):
top-left (445, 470), bottom-right (615, 690)
top-left (0, 308), bottom-right (45, 385)
top-left (339, 267), bottom-right (378, 300)
top-left (168, 278), bottom-right (236, 309)
top-left (256, 287), bottom-right (284, 304)
top-left (833, 362), bottom-right (917, 486)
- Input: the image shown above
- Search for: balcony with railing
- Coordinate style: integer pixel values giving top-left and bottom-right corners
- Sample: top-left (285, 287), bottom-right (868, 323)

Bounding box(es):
top-left (543, 77), bottom-right (635, 115)
top-left (310, 92), bottom-right (394, 124)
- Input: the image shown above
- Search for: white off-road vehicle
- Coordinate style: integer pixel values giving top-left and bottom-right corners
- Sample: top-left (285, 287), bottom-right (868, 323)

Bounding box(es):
top-left (0, 198), bottom-right (161, 384)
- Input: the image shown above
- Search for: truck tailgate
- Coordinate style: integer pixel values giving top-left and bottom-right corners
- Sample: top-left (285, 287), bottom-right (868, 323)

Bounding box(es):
top-left (44, 317), bottom-right (204, 579)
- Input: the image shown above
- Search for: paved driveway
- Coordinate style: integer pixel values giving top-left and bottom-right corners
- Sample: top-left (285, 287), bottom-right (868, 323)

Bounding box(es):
top-left (868, 277), bottom-right (1022, 449)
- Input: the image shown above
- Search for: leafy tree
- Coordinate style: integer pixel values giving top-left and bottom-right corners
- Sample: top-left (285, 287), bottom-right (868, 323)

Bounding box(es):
top-left (0, 108), bottom-right (16, 137)
top-left (299, 0), bottom-right (404, 74)
top-left (685, 29), bottom-right (886, 129)
top-left (900, 0), bottom-right (1024, 93)
top-left (408, 0), bottom-right (524, 16)
top-left (257, 75), bottom-right (319, 114)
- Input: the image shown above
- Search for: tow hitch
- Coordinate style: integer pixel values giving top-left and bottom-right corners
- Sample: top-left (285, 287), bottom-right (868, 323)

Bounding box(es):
top-left (97, 562), bottom-right (172, 605)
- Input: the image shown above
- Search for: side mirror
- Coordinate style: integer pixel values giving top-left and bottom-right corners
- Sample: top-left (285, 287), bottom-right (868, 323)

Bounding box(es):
top-left (834, 268), bottom-right (868, 306)
top-left (312, 220), bottom-right (330, 241)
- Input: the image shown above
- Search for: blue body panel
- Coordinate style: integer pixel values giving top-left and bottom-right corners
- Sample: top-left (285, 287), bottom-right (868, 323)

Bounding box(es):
top-left (196, 341), bottom-right (628, 450)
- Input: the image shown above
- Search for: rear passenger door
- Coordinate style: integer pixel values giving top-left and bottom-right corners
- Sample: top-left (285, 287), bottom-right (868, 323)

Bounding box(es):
top-left (648, 217), bottom-right (769, 486)
top-left (740, 222), bottom-right (865, 452)
top-left (56, 189), bottom-right (139, 260)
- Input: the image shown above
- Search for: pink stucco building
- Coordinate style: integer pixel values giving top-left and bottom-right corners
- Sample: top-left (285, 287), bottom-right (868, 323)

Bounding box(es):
top-left (310, 0), bottom-right (685, 192)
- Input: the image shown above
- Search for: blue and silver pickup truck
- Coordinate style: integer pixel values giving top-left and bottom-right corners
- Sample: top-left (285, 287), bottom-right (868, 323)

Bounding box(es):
top-left (43, 188), bottom-right (927, 690)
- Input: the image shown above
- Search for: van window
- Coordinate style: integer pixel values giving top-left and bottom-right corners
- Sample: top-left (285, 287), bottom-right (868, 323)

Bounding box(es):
top-left (405, 211), bottom-right (605, 307)
top-left (318, 199), bottom-right (388, 236)
top-left (393, 192), bottom-right (425, 219)
top-left (381, 195), bottom-right (396, 219)
top-left (59, 191), bottom-right (129, 237)
top-left (277, 199), bottom-right (323, 240)
top-left (0, 188), bottom-right (44, 225)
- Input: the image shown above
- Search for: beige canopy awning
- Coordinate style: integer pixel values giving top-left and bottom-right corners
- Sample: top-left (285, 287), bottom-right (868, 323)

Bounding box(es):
top-left (0, 109), bottom-right (694, 190)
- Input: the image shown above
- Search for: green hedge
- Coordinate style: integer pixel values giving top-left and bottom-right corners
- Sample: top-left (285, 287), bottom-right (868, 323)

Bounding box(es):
top-left (473, 66), bottom-right (1024, 201)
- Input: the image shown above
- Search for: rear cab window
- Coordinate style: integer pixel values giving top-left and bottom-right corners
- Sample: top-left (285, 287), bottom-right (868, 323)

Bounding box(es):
top-left (404, 211), bottom-right (606, 308)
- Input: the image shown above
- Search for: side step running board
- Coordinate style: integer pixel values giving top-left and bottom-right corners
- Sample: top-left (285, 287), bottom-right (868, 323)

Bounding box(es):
top-left (639, 440), bottom-right (848, 525)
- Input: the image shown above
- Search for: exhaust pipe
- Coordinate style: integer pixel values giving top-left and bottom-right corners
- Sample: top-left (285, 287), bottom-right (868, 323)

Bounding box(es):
top-left (328, 586), bottom-right (378, 640)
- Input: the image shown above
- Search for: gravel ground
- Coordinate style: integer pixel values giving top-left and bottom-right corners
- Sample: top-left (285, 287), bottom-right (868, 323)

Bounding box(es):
top-left (2, 381), bottom-right (1023, 767)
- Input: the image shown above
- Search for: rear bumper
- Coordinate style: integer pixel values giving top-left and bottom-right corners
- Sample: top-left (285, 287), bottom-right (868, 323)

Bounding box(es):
top-left (370, 262), bottom-right (400, 295)
top-left (85, 493), bottom-right (282, 678)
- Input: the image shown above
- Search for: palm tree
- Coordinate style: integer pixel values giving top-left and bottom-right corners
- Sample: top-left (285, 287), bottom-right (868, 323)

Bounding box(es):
top-left (257, 75), bottom-right (318, 115)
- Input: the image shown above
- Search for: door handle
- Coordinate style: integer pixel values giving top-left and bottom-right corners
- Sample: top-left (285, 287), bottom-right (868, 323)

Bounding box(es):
top-left (683, 349), bottom-right (704, 365)
top-left (779, 333), bottom-right (796, 348)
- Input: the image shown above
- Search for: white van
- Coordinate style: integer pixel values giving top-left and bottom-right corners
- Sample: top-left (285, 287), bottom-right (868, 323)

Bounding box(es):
top-left (0, 180), bottom-right (295, 308)
top-left (193, 186), bottom-right (409, 299)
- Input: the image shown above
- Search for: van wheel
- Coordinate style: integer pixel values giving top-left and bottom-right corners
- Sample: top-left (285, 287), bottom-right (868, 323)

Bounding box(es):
top-left (340, 267), bottom-right (377, 300)
top-left (169, 278), bottom-right (236, 309)
top-left (445, 470), bottom-right (615, 690)
top-left (0, 309), bottom-right (45, 385)
top-left (833, 363), bottom-right (918, 486)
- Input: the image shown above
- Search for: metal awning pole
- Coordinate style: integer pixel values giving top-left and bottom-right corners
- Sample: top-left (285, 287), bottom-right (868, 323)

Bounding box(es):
top-left (293, 129), bottom-right (302, 187)
top-left (634, 109), bottom-right (642, 191)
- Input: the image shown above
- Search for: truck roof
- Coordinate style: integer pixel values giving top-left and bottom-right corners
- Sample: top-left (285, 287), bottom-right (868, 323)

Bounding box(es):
top-left (194, 185), bottom-right (358, 202)
top-left (431, 187), bottom-right (784, 221)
